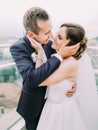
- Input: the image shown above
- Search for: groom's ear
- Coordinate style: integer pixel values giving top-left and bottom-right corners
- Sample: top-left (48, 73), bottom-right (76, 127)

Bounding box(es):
top-left (27, 31), bottom-right (35, 38)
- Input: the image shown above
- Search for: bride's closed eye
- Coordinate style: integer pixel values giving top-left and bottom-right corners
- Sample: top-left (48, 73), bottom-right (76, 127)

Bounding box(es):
top-left (58, 34), bottom-right (63, 40)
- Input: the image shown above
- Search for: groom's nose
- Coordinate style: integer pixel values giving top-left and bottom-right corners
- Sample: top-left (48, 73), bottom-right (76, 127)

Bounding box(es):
top-left (49, 32), bottom-right (54, 39)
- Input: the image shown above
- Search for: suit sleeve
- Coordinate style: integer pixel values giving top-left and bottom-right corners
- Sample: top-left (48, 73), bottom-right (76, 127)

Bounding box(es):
top-left (10, 43), bottom-right (61, 88)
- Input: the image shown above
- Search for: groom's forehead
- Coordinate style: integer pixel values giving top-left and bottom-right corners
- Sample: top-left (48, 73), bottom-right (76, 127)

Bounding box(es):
top-left (38, 20), bottom-right (52, 34)
top-left (37, 20), bottom-right (52, 28)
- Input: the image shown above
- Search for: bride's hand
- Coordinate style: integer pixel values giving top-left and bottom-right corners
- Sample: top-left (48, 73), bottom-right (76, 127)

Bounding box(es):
top-left (30, 38), bottom-right (43, 51)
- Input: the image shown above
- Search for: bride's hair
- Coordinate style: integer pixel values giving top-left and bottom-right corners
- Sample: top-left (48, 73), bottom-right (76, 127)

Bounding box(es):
top-left (60, 23), bottom-right (88, 59)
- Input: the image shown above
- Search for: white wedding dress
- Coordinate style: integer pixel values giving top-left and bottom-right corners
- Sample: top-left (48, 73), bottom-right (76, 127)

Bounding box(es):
top-left (37, 79), bottom-right (87, 130)
top-left (37, 52), bottom-right (98, 130)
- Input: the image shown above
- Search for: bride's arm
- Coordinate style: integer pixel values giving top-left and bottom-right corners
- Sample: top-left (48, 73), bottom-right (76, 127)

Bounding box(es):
top-left (39, 58), bottom-right (77, 86)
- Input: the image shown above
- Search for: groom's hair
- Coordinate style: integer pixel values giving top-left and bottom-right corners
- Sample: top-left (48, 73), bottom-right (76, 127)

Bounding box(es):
top-left (60, 23), bottom-right (88, 59)
top-left (23, 7), bottom-right (49, 34)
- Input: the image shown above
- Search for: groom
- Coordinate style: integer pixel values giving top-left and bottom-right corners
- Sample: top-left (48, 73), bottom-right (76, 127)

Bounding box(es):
top-left (10, 7), bottom-right (79, 130)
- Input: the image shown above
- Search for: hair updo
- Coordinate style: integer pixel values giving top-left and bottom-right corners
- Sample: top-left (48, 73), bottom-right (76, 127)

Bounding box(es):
top-left (60, 23), bottom-right (88, 59)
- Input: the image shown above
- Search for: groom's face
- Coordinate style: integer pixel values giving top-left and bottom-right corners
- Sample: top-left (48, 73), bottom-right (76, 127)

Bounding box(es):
top-left (32, 19), bottom-right (53, 44)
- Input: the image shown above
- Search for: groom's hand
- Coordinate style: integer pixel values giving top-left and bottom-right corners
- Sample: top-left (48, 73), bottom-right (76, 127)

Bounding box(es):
top-left (66, 82), bottom-right (77, 97)
top-left (58, 41), bottom-right (80, 59)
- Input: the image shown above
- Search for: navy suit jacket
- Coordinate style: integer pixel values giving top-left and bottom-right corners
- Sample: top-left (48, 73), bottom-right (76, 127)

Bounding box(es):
top-left (10, 35), bottom-right (61, 121)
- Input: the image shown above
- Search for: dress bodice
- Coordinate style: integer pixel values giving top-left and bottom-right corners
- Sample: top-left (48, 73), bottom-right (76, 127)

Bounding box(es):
top-left (47, 80), bottom-right (73, 103)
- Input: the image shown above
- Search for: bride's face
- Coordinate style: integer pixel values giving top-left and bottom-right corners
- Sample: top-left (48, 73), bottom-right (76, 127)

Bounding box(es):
top-left (52, 26), bottom-right (68, 50)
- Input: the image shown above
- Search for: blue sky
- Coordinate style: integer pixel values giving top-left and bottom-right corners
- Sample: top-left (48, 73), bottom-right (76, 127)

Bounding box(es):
top-left (0, 0), bottom-right (98, 38)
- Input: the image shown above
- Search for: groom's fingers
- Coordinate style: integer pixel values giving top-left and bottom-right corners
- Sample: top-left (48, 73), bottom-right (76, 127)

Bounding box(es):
top-left (66, 82), bottom-right (77, 97)
top-left (71, 43), bottom-right (80, 50)
top-left (61, 42), bottom-right (80, 56)
top-left (66, 91), bottom-right (73, 97)
top-left (62, 40), bottom-right (69, 47)
top-left (69, 43), bottom-right (80, 55)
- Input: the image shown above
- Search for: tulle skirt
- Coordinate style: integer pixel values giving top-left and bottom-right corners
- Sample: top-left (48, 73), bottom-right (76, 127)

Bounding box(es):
top-left (37, 98), bottom-right (87, 130)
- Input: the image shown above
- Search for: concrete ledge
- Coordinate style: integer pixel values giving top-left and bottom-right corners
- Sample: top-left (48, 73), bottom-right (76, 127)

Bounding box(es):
top-left (0, 108), bottom-right (25, 130)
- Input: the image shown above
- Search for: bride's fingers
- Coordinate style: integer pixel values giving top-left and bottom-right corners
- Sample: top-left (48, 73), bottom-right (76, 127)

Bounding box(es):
top-left (30, 38), bottom-right (38, 44)
top-left (30, 38), bottom-right (42, 48)
top-left (30, 38), bottom-right (43, 51)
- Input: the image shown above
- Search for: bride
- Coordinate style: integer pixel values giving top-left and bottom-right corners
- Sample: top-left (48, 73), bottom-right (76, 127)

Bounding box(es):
top-left (31, 23), bottom-right (98, 130)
